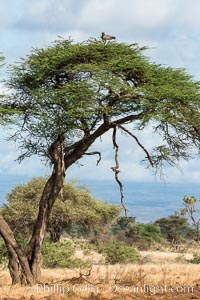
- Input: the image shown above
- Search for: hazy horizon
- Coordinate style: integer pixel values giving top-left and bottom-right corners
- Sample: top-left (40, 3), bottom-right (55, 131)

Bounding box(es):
top-left (1, 174), bottom-right (200, 223)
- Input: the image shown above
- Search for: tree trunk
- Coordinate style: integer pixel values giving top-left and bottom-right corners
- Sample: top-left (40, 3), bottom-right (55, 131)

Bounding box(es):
top-left (0, 215), bottom-right (34, 285)
top-left (25, 135), bottom-right (66, 282)
top-left (24, 125), bottom-right (111, 282)
top-left (7, 244), bottom-right (21, 285)
top-left (0, 136), bottom-right (66, 284)
top-left (0, 123), bottom-right (112, 285)
top-left (49, 227), bottom-right (62, 243)
top-left (196, 223), bottom-right (200, 243)
top-left (0, 155), bottom-right (65, 284)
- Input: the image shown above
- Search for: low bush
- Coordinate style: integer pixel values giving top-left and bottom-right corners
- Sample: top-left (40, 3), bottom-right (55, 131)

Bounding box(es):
top-left (125, 223), bottom-right (162, 250)
top-left (190, 253), bottom-right (200, 264)
top-left (42, 240), bottom-right (80, 268)
top-left (96, 240), bottom-right (139, 264)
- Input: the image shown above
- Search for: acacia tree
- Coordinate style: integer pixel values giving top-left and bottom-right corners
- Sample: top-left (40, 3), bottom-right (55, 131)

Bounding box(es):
top-left (0, 55), bottom-right (13, 120)
top-left (180, 196), bottom-right (200, 242)
top-left (155, 215), bottom-right (193, 245)
top-left (1, 177), bottom-right (120, 242)
top-left (1, 38), bottom-right (200, 285)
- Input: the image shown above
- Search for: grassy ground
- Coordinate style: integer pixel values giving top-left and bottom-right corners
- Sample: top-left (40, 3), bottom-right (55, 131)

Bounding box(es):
top-left (0, 251), bottom-right (200, 300)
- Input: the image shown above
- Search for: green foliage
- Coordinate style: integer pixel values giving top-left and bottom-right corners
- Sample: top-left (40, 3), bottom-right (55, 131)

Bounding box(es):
top-left (155, 215), bottom-right (194, 243)
top-left (42, 240), bottom-right (79, 268)
top-left (15, 233), bottom-right (27, 249)
top-left (0, 177), bottom-right (120, 241)
top-left (0, 55), bottom-right (16, 122)
top-left (96, 240), bottom-right (139, 264)
top-left (3, 38), bottom-right (200, 170)
top-left (0, 238), bottom-right (7, 263)
top-left (110, 217), bottom-right (162, 250)
top-left (111, 217), bottom-right (136, 234)
top-left (180, 195), bottom-right (200, 241)
top-left (190, 253), bottom-right (200, 264)
top-left (125, 223), bottom-right (162, 249)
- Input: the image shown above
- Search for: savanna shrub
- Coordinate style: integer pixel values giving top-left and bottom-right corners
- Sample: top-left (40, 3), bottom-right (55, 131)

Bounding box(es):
top-left (96, 240), bottom-right (139, 264)
top-left (125, 223), bottom-right (162, 249)
top-left (42, 241), bottom-right (80, 268)
top-left (190, 253), bottom-right (200, 264)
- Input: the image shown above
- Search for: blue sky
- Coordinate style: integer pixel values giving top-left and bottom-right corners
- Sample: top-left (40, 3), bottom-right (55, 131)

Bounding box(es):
top-left (1, 0), bottom-right (200, 183)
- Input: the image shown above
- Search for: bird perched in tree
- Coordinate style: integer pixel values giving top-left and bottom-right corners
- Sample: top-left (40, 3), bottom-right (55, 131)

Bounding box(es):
top-left (101, 32), bottom-right (116, 43)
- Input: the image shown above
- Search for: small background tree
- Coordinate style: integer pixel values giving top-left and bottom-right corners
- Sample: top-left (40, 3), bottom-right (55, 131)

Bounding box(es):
top-left (180, 196), bottom-right (200, 242)
top-left (155, 215), bottom-right (194, 248)
top-left (110, 217), bottom-right (162, 250)
top-left (1, 177), bottom-right (120, 242)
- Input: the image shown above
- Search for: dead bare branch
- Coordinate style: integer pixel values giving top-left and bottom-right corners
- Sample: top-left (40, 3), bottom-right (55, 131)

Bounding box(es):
top-left (111, 126), bottom-right (128, 217)
top-left (119, 125), bottom-right (154, 167)
top-left (84, 151), bottom-right (102, 166)
top-left (53, 265), bottom-right (94, 285)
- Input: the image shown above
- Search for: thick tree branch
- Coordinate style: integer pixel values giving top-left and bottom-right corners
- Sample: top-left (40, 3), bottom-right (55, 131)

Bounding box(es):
top-left (25, 134), bottom-right (66, 280)
top-left (26, 123), bottom-right (112, 278)
top-left (111, 111), bottom-right (146, 126)
top-left (49, 133), bottom-right (65, 163)
top-left (64, 122), bottom-right (112, 169)
top-left (0, 216), bottom-right (34, 285)
top-left (107, 89), bottom-right (141, 107)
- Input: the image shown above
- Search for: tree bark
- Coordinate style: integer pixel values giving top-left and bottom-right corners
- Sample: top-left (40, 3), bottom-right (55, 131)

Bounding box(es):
top-left (49, 226), bottom-right (62, 243)
top-left (25, 123), bottom-right (112, 282)
top-left (7, 244), bottom-right (21, 285)
top-left (0, 215), bottom-right (34, 285)
top-left (25, 135), bottom-right (66, 282)
top-left (0, 135), bottom-right (66, 284)
top-left (0, 122), bottom-right (112, 285)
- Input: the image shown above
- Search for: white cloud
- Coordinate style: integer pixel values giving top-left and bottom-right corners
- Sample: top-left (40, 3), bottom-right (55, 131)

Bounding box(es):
top-left (15, 0), bottom-right (81, 31)
top-left (1, 0), bottom-right (200, 36)
top-left (175, 0), bottom-right (200, 28)
top-left (1, 0), bottom-right (199, 74)
top-left (0, 0), bottom-right (20, 27)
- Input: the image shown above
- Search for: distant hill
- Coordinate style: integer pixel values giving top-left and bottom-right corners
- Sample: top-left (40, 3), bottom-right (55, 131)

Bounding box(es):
top-left (0, 175), bottom-right (200, 223)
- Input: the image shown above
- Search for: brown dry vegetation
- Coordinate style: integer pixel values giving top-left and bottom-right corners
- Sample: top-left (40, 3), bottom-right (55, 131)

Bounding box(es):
top-left (1, 251), bottom-right (200, 300)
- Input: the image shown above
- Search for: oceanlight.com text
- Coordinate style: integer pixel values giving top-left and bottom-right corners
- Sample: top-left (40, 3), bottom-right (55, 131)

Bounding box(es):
top-left (35, 283), bottom-right (195, 295)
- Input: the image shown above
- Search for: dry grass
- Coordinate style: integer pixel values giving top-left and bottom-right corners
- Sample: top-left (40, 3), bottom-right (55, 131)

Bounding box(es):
top-left (140, 250), bottom-right (193, 264)
top-left (0, 251), bottom-right (200, 299)
top-left (74, 248), bottom-right (194, 265)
